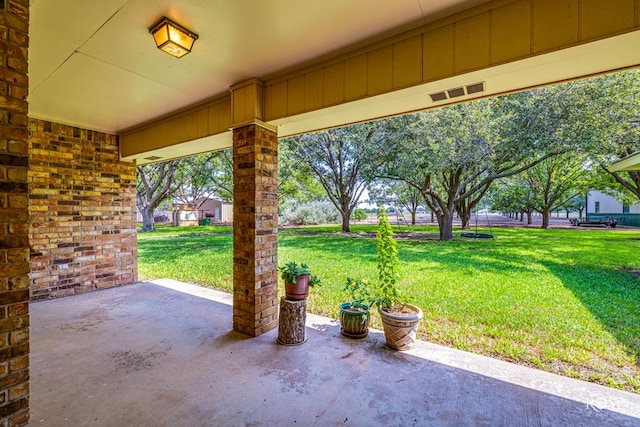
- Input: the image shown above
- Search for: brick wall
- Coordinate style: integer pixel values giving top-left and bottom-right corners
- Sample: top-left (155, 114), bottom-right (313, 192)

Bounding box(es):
top-left (28, 119), bottom-right (137, 300)
top-left (0, 0), bottom-right (30, 425)
top-left (232, 124), bottom-right (279, 336)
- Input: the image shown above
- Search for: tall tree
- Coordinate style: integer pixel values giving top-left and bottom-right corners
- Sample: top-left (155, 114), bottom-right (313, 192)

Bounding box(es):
top-left (283, 120), bottom-right (401, 232)
top-left (560, 194), bottom-right (587, 218)
top-left (173, 150), bottom-right (234, 206)
top-left (206, 149), bottom-right (234, 202)
top-left (136, 160), bottom-right (182, 232)
top-left (173, 153), bottom-right (215, 208)
top-left (368, 180), bottom-right (424, 225)
top-left (278, 141), bottom-right (325, 209)
top-left (455, 182), bottom-right (493, 230)
top-left (581, 70), bottom-right (640, 201)
top-left (519, 153), bottom-right (590, 228)
top-left (488, 177), bottom-right (537, 223)
top-left (386, 93), bottom-right (570, 240)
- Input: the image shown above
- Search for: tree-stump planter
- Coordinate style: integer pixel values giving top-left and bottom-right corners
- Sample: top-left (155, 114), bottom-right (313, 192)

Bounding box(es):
top-left (277, 297), bottom-right (307, 345)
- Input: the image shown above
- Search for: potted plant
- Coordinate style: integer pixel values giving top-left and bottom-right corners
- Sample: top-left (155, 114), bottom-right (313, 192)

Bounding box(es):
top-left (370, 208), bottom-right (423, 351)
top-left (279, 262), bottom-right (321, 300)
top-left (339, 278), bottom-right (371, 339)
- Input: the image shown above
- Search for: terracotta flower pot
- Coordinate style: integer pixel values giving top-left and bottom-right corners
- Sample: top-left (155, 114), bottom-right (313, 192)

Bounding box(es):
top-left (339, 302), bottom-right (370, 339)
top-left (378, 304), bottom-right (423, 351)
top-left (284, 274), bottom-right (310, 300)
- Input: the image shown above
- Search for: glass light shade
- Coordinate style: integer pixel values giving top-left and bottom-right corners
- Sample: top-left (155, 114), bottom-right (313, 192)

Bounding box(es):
top-left (149, 17), bottom-right (198, 59)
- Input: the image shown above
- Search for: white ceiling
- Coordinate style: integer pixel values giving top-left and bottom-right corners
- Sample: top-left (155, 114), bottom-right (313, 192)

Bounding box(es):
top-left (28, 0), bottom-right (490, 133)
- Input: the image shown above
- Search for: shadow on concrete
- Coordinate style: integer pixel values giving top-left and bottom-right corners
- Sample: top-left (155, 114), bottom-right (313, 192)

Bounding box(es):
top-left (30, 281), bottom-right (640, 426)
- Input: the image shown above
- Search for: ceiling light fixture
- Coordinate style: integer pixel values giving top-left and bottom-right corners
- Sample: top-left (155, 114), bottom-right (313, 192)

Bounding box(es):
top-left (149, 17), bottom-right (198, 59)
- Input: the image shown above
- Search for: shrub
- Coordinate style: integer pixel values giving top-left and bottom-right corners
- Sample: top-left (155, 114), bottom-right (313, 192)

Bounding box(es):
top-left (351, 208), bottom-right (367, 222)
top-left (279, 201), bottom-right (339, 225)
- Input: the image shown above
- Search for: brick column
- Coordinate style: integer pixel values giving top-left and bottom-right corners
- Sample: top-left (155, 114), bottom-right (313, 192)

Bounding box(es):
top-left (232, 123), bottom-right (278, 336)
top-left (0, 1), bottom-right (30, 425)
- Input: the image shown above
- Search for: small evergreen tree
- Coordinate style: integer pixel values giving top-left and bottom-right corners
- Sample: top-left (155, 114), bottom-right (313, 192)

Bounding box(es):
top-left (374, 208), bottom-right (401, 310)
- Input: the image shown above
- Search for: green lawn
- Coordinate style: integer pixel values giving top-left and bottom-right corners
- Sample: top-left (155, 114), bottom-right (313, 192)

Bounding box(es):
top-left (138, 224), bottom-right (640, 392)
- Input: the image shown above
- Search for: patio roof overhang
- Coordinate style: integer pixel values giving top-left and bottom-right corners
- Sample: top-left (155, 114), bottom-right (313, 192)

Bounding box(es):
top-left (28, 1), bottom-right (640, 165)
top-left (608, 151), bottom-right (640, 172)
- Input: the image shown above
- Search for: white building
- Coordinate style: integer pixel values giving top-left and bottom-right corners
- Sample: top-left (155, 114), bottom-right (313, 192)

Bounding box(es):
top-left (195, 198), bottom-right (233, 223)
top-left (587, 191), bottom-right (639, 214)
top-left (586, 190), bottom-right (640, 227)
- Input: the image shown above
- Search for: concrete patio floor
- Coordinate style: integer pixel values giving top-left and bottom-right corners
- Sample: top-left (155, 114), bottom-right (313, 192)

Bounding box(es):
top-left (30, 280), bottom-right (640, 426)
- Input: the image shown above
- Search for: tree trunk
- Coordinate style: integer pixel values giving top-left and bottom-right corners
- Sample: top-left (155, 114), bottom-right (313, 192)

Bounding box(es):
top-left (458, 207), bottom-right (471, 229)
top-left (341, 211), bottom-right (351, 233)
top-left (430, 211), bottom-right (435, 223)
top-left (541, 209), bottom-right (550, 229)
top-left (140, 205), bottom-right (156, 232)
top-left (519, 212), bottom-right (524, 222)
top-left (526, 211), bottom-right (532, 225)
top-left (411, 210), bottom-right (416, 225)
top-left (136, 160), bottom-right (182, 234)
top-left (438, 212), bottom-right (454, 241)
top-left (456, 201), bottom-right (472, 230)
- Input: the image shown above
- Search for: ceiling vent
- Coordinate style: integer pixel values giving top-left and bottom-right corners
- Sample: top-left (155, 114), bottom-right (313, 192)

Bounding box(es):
top-left (447, 87), bottom-right (465, 98)
top-left (144, 156), bottom-right (163, 161)
top-left (465, 82), bottom-right (485, 94)
top-left (429, 91), bottom-right (447, 102)
top-left (429, 81), bottom-right (485, 103)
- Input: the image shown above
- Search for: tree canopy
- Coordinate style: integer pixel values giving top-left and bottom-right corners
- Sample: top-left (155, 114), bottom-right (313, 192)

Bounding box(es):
top-left (136, 70), bottom-right (640, 235)
top-left (281, 119), bottom-right (404, 232)
top-left (580, 70), bottom-right (640, 201)
top-left (382, 89), bottom-right (582, 239)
